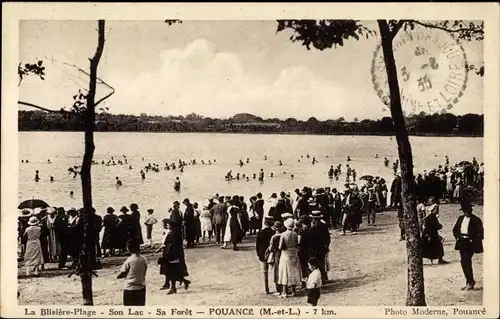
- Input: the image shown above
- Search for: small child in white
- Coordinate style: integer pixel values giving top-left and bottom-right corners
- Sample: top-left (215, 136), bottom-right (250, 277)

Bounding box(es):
top-left (306, 257), bottom-right (322, 306)
top-left (144, 208), bottom-right (158, 247)
top-left (117, 239), bottom-right (148, 306)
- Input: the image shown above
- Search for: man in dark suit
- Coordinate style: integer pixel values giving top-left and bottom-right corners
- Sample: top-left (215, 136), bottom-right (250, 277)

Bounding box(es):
top-left (310, 211), bottom-right (331, 283)
top-left (390, 174), bottom-right (402, 208)
top-left (255, 218), bottom-right (275, 294)
top-left (452, 199), bottom-right (483, 290)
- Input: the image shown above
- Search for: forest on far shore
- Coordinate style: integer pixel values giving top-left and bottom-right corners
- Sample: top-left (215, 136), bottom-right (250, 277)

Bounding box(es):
top-left (18, 110), bottom-right (483, 137)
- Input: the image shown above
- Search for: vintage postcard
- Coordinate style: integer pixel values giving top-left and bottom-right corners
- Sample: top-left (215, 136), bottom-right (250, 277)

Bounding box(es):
top-left (1, 2), bottom-right (499, 319)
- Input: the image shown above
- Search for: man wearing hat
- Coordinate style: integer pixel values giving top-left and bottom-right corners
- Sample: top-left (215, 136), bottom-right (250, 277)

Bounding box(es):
top-left (183, 198), bottom-right (197, 248)
top-left (210, 197), bottom-right (227, 245)
top-left (452, 200), bottom-right (484, 290)
top-left (310, 211), bottom-right (330, 283)
top-left (256, 217), bottom-right (275, 294)
top-left (55, 207), bottom-right (69, 269)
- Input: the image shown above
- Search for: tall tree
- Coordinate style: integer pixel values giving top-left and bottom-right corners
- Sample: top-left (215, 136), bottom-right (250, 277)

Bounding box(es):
top-left (18, 20), bottom-right (110, 306)
top-left (277, 19), bottom-right (483, 306)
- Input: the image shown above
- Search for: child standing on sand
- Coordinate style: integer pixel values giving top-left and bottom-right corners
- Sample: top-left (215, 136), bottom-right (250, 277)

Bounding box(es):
top-left (144, 209), bottom-right (158, 247)
top-left (305, 257), bottom-right (322, 306)
top-left (117, 239), bottom-right (148, 306)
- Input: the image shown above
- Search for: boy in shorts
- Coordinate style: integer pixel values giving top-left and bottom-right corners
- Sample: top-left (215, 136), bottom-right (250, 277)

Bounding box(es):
top-left (306, 257), bottom-right (322, 306)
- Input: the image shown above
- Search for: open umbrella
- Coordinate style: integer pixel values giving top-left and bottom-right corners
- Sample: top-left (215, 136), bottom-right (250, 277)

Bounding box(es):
top-left (18, 199), bottom-right (49, 210)
top-left (359, 175), bottom-right (374, 181)
top-left (458, 161), bottom-right (472, 166)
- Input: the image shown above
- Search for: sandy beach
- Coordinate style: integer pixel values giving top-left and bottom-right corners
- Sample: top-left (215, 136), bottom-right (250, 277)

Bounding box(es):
top-left (17, 203), bottom-right (483, 306)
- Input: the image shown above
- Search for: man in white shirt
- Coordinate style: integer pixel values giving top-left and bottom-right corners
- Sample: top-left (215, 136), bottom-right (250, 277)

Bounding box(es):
top-left (452, 200), bottom-right (484, 290)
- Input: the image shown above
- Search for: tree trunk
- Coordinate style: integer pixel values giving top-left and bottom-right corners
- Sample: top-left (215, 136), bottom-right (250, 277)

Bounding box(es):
top-left (377, 20), bottom-right (426, 306)
top-left (79, 19), bottom-right (106, 306)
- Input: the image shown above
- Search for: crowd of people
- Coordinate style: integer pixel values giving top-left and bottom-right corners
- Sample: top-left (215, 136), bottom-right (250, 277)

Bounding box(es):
top-left (18, 154), bottom-right (485, 304)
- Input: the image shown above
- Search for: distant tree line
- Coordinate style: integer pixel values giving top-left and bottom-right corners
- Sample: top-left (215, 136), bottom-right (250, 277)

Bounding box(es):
top-left (18, 110), bottom-right (483, 137)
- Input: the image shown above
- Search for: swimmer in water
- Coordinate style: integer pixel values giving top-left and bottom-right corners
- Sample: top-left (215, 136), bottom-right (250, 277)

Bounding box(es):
top-left (174, 177), bottom-right (181, 192)
top-left (279, 161), bottom-right (283, 166)
top-left (246, 158), bottom-right (250, 164)
top-left (291, 175), bottom-right (294, 180)
top-left (347, 156), bottom-right (351, 162)
top-left (258, 169), bottom-right (264, 182)
top-left (116, 177), bottom-right (122, 187)
top-left (140, 170), bottom-right (146, 179)
top-left (70, 191), bottom-right (74, 198)
top-left (35, 170), bottom-right (40, 182)
top-left (47, 159), bottom-right (51, 164)
top-left (50, 176), bottom-right (54, 182)
top-left (264, 155), bottom-right (267, 160)
top-left (270, 173), bottom-right (274, 178)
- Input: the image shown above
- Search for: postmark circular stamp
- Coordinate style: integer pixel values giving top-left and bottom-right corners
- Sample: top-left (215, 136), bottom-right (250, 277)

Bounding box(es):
top-left (371, 27), bottom-right (468, 116)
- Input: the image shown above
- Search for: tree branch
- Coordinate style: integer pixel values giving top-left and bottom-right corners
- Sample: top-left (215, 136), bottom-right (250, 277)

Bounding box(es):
top-left (411, 20), bottom-right (484, 35)
top-left (18, 100), bottom-right (70, 114)
top-left (392, 20), bottom-right (407, 38)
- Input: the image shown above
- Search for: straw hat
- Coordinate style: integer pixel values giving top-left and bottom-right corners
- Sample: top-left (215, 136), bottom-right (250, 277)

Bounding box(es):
top-left (20, 209), bottom-right (32, 217)
top-left (120, 206), bottom-right (129, 213)
top-left (27, 216), bottom-right (39, 226)
top-left (284, 218), bottom-right (295, 230)
top-left (281, 212), bottom-right (293, 219)
top-left (106, 207), bottom-right (115, 214)
top-left (311, 210), bottom-right (323, 219)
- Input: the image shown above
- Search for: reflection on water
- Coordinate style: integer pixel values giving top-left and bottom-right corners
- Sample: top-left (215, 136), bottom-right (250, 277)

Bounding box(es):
top-left (19, 132), bottom-right (482, 216)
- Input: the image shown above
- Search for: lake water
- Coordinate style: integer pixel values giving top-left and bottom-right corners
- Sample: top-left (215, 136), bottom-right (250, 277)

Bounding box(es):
top-left (19, 132), bottom-right (482, 215)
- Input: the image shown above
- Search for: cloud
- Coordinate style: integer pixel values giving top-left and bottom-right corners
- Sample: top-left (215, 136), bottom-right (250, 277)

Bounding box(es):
top-left (19, 37), bottom-right (480, 121)
top-left (99, 38), bottom-right (364, 120)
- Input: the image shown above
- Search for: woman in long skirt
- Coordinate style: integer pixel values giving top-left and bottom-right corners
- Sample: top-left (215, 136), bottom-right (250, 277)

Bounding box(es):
top-left (421, 198), bottom-right (448, 265)
top-left (278, 219), bottom-right (302, 298)
top-left (23, 216), bottom-right (44, 276)
top-left (102, 207), bottom-right (119, 256)
top-left (268, 221), bottom-right (285, 295)
top-left (45, 209), bottom-right (59, 262)
top-left (157, 219), bottom-right (190, 294)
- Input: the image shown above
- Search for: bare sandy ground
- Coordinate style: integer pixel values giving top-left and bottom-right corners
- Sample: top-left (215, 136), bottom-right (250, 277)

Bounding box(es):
top-left (18, 203), bottom-right (483, 306)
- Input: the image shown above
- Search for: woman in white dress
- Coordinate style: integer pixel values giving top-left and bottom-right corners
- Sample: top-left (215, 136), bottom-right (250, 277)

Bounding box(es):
top-left (277, 219), bottom-right (302, 298)
top-left (23, 216), bottom-right (44, 276)
top-left (200, 208), bottom-right (213, 242)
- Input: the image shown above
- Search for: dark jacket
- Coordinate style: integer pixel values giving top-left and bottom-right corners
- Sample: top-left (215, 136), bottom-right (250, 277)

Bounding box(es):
top-left (452, 214), bottom-right (484, 253)
top-left (256, 227), bottom-right (274, 262)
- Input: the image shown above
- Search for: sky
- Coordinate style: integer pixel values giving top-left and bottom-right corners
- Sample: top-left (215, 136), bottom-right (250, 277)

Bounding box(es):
top-left (18, 20), bottom-right (484, 121)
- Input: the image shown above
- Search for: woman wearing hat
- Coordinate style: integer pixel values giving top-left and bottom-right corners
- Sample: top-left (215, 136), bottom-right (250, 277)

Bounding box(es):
top-left (421, 197), bottom-right (448, 265)
top-left (130, 203), bottom-right (144, 246)
top-left (156, 218), bottom-right (191, 294)
top-left (277, 219), bottom-right (302, 298)
top-left (102, 207), bottom-right (119, 256)
top-left (23, 216), bottom-right (44, 276)
top-left (117, 206), bottom-right (132, 255)
top-left (18, 210), bottom-right (32, 259)
top-left (268, 221), bottom-right (285, 295)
